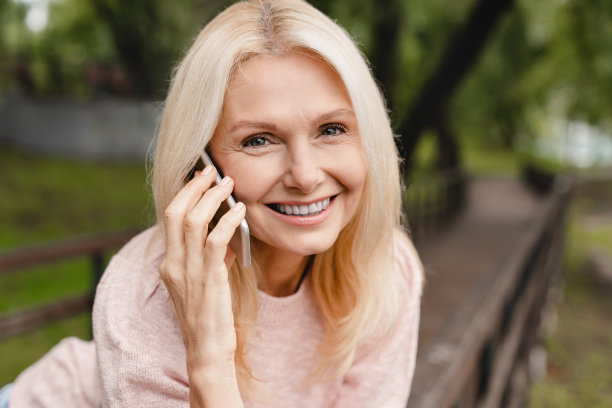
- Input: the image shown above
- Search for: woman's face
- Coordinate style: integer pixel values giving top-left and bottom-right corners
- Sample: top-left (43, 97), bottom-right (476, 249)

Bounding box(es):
top-left (209, 51), bottom-right (367, 258)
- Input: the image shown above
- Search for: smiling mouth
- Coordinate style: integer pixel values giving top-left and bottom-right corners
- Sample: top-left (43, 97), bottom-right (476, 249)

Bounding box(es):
top-left (267, 196), bottom-right (336, 217)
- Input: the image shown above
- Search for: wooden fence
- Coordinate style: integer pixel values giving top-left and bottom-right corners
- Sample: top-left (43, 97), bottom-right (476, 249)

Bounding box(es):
top-left (0, 230), bottom-right (137, 340)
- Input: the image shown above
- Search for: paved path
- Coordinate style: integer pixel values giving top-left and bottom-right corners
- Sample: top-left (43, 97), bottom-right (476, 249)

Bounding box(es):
top-left (415, 177), bottom-right (546, 349)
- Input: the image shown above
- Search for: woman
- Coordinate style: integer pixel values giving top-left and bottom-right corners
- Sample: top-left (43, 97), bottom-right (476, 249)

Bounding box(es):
top-left (6, 0), bottom-right (422, 406)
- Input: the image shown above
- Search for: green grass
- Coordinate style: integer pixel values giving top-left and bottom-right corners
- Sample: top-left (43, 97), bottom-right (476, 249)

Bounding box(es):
top-left (411, 132), bottom-right (521, 176)
top-left (0, 147), bottom-right (153, 248)
top-left (0, 312), bottom-right (92, 385)
top-left (0, 146), bottom-right (152, 384)
top-left (0, 258), bottom-right (94, 313)
top-left (462, 143), bottom-right (520, 176)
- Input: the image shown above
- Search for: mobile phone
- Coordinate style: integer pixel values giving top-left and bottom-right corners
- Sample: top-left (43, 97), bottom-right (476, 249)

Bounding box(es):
top-left (200, 151), bottom-right (251, 268)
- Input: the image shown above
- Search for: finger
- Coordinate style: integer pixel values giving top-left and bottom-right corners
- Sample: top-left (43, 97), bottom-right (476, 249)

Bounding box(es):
top-left (163, 165), bottom-right (216, 260)
top-left (184, 177), bottom-right (235, 278)
top-left (224, 247), bottom-right (236, 270)
top-left (204, 202), bottom-right (246, 283)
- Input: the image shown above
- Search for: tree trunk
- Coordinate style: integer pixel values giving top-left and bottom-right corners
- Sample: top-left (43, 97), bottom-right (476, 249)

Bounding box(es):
top-left (433, 111), bottom-right (461, 169)
top-left (397, 0), bottom-right (516, 170)
top-left (89, 0), bottom-right (157, 97)
top-left (369, 0), bottom-right (402, 120)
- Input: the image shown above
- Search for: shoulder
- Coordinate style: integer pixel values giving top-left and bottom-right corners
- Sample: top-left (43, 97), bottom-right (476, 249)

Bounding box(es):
top-left (96, 226), bottom-right (165, 293)
top-left (93, 225), bottom-right (179, 348)
top-left (92, 227), bottom-right (188, 404)
top-left (114, 226), bottom-right (166, 268)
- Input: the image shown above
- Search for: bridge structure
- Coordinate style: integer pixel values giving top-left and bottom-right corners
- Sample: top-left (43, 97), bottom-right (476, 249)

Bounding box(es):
top-left (0, 174), bottom-right (572, 408)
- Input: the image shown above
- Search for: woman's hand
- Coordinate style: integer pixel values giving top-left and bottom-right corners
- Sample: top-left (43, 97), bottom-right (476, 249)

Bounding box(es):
top-left (159, 165), bottom-right (246, 407)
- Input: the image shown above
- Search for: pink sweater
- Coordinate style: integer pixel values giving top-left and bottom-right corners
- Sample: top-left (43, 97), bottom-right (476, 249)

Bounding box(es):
top-left (10, 227), bottom-right (422, 407)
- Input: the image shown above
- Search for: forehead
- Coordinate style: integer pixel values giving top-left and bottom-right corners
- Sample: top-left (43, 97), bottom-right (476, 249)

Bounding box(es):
top-left (230, 51), bottom-right (342, 88)
top-left (219, 52), bottom-right (352, 121)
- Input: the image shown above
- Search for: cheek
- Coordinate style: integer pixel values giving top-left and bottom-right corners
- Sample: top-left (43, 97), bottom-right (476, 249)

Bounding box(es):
top-left (222, 159), bottom-right (275, 204)
top-left (338, 147), bottom-right (368, 194)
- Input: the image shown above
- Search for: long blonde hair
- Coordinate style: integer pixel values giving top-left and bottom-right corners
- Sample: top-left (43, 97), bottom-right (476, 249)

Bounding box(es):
top-left (152, 0), bottom-right (417, 394)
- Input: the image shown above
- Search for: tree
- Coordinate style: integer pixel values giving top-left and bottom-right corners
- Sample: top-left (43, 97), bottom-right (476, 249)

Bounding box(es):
top-left (397, 0), bottom-right (516, 170)
top-left (87, 0), bottom-right (229, 98)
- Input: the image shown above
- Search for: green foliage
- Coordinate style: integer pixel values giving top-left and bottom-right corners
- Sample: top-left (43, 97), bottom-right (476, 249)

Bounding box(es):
top-left (1, 0), bottom-right (611, 167)
top-left (391, 0), bottom-right (475, 121)
top-left (0, 0), bottom-right (118, 97)
top-left (0, 0), bottom-right (228, 98)
top-left (410, 130), bottom-right (438, 173)
top-left (452, 0), bottom-right (612, 151)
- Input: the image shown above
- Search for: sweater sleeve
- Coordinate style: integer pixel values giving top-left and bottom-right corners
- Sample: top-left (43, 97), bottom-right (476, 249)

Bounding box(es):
top-left (9, 337), bottom-right (99, 407)
top-left (331, 236), bottom-right (423, 408)
top-left (93, 229), bottom-right (190, 407)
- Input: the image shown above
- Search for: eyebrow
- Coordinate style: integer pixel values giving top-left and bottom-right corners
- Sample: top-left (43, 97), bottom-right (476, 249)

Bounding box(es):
top-left (229, 120), bottom-right (278, 133)
top-left (316, 108), bottom-right (355, 123)
top-left (228, 108), bottom-right (355, 133)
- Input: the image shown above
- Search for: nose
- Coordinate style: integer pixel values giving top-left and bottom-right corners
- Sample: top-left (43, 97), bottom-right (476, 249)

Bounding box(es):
top-left (282, 145), bottom-right (324, 193)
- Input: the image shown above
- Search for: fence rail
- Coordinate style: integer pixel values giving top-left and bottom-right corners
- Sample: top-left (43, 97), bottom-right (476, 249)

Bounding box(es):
top-left (407, 176), bottom-right (572, 408)
top-left (0, 230), bottom-right (138, 340)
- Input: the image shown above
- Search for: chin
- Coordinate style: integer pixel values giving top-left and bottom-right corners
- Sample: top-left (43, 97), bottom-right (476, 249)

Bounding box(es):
top-left (291, 242), bottom-right (336, 256)
top-left (254, 233), bottom-right (340, 257)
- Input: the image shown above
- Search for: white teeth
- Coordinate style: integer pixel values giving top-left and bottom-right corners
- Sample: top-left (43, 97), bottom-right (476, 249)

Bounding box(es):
top-left (275, 197), bottom-right (333, 216)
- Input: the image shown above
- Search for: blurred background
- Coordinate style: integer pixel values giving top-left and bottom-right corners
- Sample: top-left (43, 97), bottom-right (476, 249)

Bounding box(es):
top-left (0, 0), bottom-right (611, 406)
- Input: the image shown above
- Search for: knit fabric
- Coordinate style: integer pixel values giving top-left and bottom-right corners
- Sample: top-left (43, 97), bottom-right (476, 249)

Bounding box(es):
top-left (10, 227), bottom-right (422, 407)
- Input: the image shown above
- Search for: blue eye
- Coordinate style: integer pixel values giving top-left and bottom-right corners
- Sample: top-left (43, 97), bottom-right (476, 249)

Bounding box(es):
top-left (321, 123), bottom-right (347, 136)
top-left (243, 136), bottom-right (269, 148)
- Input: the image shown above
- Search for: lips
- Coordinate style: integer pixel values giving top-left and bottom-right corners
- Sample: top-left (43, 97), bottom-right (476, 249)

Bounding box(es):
top-left (267, 196), bottom-right (335, 217)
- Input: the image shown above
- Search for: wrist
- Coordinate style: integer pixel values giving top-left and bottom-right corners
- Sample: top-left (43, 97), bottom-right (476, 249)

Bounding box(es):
top-left (188, 360), bottom-right (237, 384)
top-left (188, 362), bottom-right (243, 408)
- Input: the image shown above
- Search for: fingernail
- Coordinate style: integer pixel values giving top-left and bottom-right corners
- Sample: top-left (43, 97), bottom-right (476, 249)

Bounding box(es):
top-left (232, 202), bottom-right (245, 211)
top-left (220, 176), bottom-right (232, 185)
top-left (202, 165), bottom-right (213, 176)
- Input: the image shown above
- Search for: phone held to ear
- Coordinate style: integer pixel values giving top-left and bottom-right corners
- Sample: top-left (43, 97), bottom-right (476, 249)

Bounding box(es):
top-left (200, 151), bottom-right (252, 268)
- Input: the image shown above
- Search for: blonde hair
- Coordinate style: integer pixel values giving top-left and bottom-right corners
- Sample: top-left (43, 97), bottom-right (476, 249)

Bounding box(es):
top-left (152, 0), bottom-right (418, 396)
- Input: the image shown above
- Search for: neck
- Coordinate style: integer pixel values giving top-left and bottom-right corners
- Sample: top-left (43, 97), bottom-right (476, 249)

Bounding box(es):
top-left (253, 242), bottom-right (311, 297)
